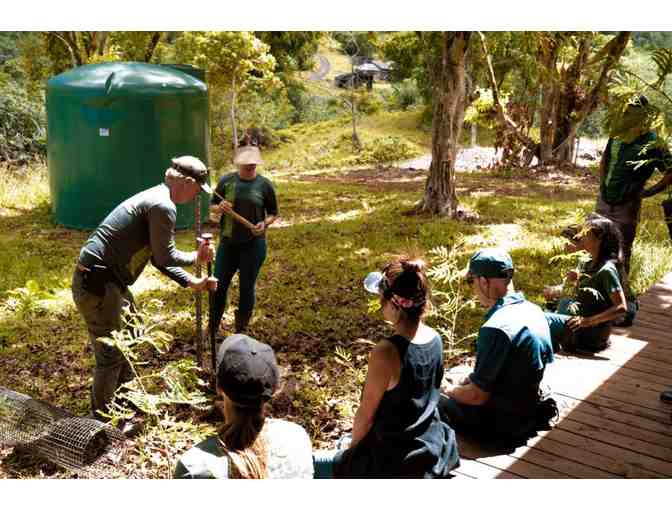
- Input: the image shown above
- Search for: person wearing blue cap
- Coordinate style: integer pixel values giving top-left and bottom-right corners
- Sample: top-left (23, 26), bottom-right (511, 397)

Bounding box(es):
top-left (439, 248), bottom-right (557, 447)
top-left (313, 256), bottom-right (460, 478)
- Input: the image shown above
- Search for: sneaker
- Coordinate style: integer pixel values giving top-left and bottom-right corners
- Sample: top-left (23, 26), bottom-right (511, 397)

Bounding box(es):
top-left (614, 299), bottom-right (639, 328)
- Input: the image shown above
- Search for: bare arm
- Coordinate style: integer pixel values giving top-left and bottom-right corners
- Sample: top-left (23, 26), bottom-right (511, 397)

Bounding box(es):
top-left (350, 342), bottom-right (398, 448)
top-left (640, 172), bottom-right (672, 198)
top-left (443, 379), bottom-right (491, 406)
top-left (567, 288), bottom-right (627, 330)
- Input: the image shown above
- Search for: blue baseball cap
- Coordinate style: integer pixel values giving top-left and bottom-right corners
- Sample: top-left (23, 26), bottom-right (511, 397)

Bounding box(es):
top-left (466, 248), bottom-right (514, 279)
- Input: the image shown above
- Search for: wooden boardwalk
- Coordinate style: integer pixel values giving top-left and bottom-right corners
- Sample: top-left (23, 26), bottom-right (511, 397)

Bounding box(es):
top-left (452, 272), bottom-right (672, 479)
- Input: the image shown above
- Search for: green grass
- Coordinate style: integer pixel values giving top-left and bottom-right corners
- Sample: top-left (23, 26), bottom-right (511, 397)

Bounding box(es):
top-left (1, 142), bottom-right (671, 477)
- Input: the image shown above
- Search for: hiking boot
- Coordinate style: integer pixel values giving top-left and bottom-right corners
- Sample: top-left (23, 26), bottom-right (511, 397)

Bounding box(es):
top-left (234, 309), bottom-right (252, 334)
top-left (614, 299), bottom-right (639, 327)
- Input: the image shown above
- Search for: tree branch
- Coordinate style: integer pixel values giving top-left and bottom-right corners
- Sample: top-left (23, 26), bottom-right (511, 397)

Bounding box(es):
top-left (620, 68), bottom-right (672, 108)
top-left (477, 31), bottom-right (538, 152)
top-left (145, 32), bottom-right (163, 62)
top-left (552, 31), bottom-right (630, 155)
top-left (52, 32), bottom-right (79, 67)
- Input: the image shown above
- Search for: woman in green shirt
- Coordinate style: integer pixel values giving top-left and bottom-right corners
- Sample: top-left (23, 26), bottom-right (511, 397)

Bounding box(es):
top-left (209, 144), bottom-right (278, 335)
top-left (545, 216), bottom-right (628, 352)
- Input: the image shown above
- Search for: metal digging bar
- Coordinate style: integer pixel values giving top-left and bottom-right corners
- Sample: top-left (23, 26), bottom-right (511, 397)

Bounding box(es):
top-left (194, 194), bottom-right (204, 368)
top-left (0, 387), bottom-right (125, 477)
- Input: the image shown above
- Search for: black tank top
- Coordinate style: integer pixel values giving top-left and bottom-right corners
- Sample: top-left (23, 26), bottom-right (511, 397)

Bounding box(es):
top-left (335, 332), bottom-right (460, 478)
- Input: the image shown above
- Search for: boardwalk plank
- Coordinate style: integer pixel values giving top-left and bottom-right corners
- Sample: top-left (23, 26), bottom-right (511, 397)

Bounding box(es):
top-left (562, 407), bottom-right (672, 448)
top-left (556, 394), bottom-right (672, 438)
top-left (534, 428), bottom-right (665, 478)
top-left (506, 443), bottom-right (617, 478)
top-left (453, 458), bottom-right (522, 479)
top-left (472, 454), bottom-right (573, 479)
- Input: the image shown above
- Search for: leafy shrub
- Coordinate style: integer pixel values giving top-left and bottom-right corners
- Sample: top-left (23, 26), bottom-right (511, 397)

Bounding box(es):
top-left (390, 78), bottom-right (422, 111)
top-left (0, 80), bottom-right (46, 165)
top-left (351, 90), bottom-right (385, 115)
top-left (427, 242), bottom-right (477, 358)
top-left (332, 32), bottom-right (377, 58)
top-left (464, 88), bottom-right (498, 130)
top-left (318, 134), bottom-right (421, 168)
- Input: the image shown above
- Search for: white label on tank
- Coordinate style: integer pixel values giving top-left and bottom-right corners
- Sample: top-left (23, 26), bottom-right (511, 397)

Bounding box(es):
top-left (99, 128), bottom-right (110, 137)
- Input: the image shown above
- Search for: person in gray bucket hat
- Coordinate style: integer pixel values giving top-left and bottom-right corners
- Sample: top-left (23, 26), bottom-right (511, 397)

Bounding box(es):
top-left (71, 155), bottom-right (217, 430)
top-left (209, 143), bottom-right (278, 335)
top-left (174, 334), bottom-right (313, 479)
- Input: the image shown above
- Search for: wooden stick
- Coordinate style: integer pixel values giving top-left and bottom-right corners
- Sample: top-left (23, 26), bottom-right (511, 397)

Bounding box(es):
top-left (200, 232), bottom-right (217, 381)
top-left (211, 189), bottom-right (257, 231)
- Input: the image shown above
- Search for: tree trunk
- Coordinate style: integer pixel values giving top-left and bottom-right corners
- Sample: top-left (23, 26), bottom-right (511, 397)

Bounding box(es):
top-left (538, 36), bottom-right (560, 163)
top-left (545, 32), bottom-right (630, 163)
top-left (416, 32), bottom-right (471, 217)
top-left (349, 57), bottom-right (361, 150)
top-left (548, 34), bottom-right (591, 164)
top-left (230, 75), bottom-right (238, 150)
top-left (144, 32), bottom-right (162, 62)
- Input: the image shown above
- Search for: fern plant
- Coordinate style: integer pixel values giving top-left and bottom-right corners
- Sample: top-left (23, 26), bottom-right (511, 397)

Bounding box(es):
top-left (427, 240), bottom-right (477, 359)
top-left (97, 299), bottom-right (209, 426)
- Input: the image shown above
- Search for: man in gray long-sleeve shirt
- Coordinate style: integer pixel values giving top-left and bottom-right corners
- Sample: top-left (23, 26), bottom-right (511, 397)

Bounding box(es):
top-left (71, 156), bottom-right (217, 421)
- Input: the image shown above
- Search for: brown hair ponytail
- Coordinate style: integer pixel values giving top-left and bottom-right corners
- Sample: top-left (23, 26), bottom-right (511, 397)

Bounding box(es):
top-left (217, 399), bottom-right (268, 479)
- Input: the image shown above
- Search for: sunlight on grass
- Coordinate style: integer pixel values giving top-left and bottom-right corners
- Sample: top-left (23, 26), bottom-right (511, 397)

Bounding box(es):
top-left (0, 164), bottom-right (50, 214)
top-left (2, 152), bottom-right (672, 464)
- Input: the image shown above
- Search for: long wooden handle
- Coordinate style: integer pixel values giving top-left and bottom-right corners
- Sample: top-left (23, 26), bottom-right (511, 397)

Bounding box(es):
top-left (212, 189), bottom-right (257, 231)
top-left (201, 233), bottom-right (217, 378)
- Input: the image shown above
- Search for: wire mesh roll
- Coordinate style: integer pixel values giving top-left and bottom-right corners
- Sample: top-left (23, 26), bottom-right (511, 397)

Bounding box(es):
top-left (0, 387), bottom-right (125, 476)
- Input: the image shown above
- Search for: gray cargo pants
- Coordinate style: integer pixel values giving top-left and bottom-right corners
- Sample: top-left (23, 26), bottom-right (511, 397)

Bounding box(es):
top-left (595, 195), bottom-right (640, 276)
top-left (71, 267), bottom-right (136, 418)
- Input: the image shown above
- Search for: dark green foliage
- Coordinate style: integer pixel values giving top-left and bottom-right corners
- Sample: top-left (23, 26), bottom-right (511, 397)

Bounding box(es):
top-left (256, 32), bottom-right (325, 76)
top-left (333, 32), bottom-right (378, 58)
top-left (632, 32), bottom-right (672, 49)
top-left (0, 81), bottom-right (46, 164)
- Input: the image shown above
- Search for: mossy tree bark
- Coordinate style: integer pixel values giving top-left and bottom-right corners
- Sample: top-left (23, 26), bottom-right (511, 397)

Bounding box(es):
top-left (416, 32), bottom-right (471, 217)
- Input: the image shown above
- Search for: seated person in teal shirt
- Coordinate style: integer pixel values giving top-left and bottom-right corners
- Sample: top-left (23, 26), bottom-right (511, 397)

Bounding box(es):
top-left (544, 215), bottom-right (627, 353)
top-left (439, 248), bottom-right (556, 447)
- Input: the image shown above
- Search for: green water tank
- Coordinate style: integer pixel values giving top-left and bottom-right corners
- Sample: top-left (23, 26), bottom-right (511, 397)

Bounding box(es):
top-left (47, 62), bottom-right (209, 230)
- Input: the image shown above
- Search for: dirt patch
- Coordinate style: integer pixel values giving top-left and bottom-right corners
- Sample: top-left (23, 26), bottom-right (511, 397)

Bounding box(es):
top-left (297, 163), bottom-right (599, 199)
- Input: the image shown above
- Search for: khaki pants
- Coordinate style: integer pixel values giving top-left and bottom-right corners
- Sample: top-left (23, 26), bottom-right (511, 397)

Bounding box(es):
top-left (71, 268), bottom-right (135, 418)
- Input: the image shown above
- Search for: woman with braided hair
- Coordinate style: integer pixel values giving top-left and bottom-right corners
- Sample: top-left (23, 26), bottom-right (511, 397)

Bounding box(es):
top-left (314, 256), bottom-right (459, 478)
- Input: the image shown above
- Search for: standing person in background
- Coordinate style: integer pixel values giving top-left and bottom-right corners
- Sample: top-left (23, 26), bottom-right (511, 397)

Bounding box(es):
top-left (209, 143), bottom-right (278, 335)
top-left (71, 156), bottom-right (217, 426)
top-left (595, 94), bottom-right (672, 326)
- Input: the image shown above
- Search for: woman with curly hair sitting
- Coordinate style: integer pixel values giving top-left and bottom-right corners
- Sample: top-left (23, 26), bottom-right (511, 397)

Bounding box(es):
top-left (545, 215), bottom-right (628, 353)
